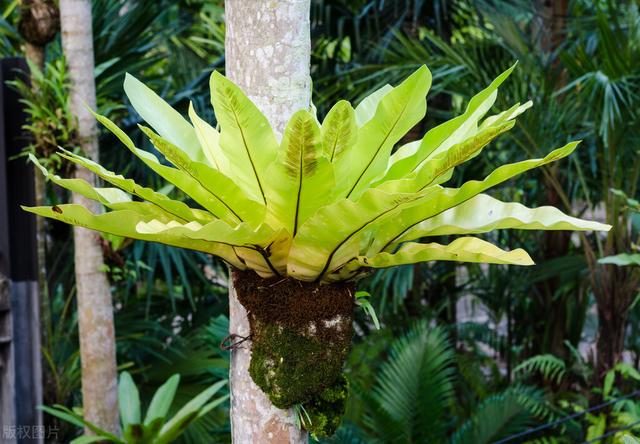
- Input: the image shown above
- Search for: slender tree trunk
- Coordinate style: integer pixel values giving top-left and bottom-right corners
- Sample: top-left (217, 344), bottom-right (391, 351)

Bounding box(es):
top-left (59, 0), bottom-right (119, 434)
top-left (526, 0), bottom-right (575, 360)
top-left (225, 1), bottom-right (311, 442)
top-left (17, 1), bottom-right (59, 437)
top-left (23, 42), bottom-right (47, 444)
top-left (24, 43), bottom-right (45, 68)
top-left (18, 0), bottom-right (55, 373)
top-left (593, 262), bottom-right (640, 380)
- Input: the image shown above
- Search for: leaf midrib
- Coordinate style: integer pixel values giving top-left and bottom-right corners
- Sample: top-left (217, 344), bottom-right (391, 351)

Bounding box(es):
top-left (293, 124), bottom-right (305, 236)
top-left (315, 194), bottom-right (423, 281)
top-left (146, 132), bottom-right (244, 223)
top-left (227, 94), bottom-right (267, 205)
top-left (346, 100), bottom-right (414, 199)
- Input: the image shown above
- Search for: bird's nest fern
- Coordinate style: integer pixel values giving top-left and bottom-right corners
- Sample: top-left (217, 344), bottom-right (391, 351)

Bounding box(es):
top-left (24, 63), bottom-right (609, 437)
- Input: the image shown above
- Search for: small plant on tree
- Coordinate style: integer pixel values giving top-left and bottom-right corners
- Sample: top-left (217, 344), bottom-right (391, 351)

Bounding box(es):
top-left (25, 64), bottom-right (610, 437)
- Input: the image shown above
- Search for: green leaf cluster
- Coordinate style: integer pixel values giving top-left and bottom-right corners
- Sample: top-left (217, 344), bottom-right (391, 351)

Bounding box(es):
top-left (41, 373), bottom-right (228, 444)
top-left (25, 64), bottom-right (610, 283)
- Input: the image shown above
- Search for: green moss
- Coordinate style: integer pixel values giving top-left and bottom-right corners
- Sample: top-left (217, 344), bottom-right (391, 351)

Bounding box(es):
top-left (249, 323), bottom-right (348, 408)
top-left (232, 269), bottom-right (354, 437)
top-left (303, 375), bottom-right (349, 439)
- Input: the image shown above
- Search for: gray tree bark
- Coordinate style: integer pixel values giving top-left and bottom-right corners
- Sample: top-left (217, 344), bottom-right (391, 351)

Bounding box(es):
top-left (59, 0), bottom-right (119, 435)
top-left (17, 0), bottom-right (58, 411)
top-left (225, 1), bottom-right (311, 442)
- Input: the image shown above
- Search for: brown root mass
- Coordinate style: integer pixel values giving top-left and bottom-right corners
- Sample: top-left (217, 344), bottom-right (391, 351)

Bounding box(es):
top-left (231, 269), bottom-right (354, 416)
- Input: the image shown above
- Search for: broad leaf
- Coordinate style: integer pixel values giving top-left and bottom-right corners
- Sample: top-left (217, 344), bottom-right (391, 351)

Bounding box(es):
top-left (342, 66), bottom-right (432, 199)
top-left (599, 254), bottom-right (640, 266)
top-left (235, 233), bottom-right (291, 277)
top-left (195, 394), bottom-right (230, 419)
top-left (95, 112), bottom-right (264, 225)
top-left (124, 74), bottom-right (205, 163)
top-left (135, 218), bottom-right (279, 247)
top-left (118, 372), bottom-right (141, 430)
top-left (140, 125), bottom-right (266, 224)
top-left (155, 380), bottom-right (227, 444)
top-left (31, 154), bottom-right (130, 206)
top-left (379, 120), bottom-right (517, 193)
top-left (384, 64), bottom-right (516, 181)
top-left (210, 71), bottom-right (279, 204)
top-left (354, 84), bottom-right (393, 127)
top-left (135, 218), bottom-right (287, 277)
top-left (39, 405), bottom-right (123, 443)
top-left (267, 109), bottom-right (335, 235)
top-left (369, 142), bottom-right (582, 254)
top-left (22, 205), bottom-right (246, 269)
top-left (396, 193), bottom-right (611, 242)
top-left (359, 237), bottom-right (534, 268)
top-left (144, 374), bottom-right (180, 426)
top-left (188, 102), bottom-right (230, 173)
top-left (57, 149), bottom-right (214, 224)
top-left (288, 188), bottom-right (425, 281)
top-left (322, 100), bottom-right (357, 162)
top-left (31, 154), bottom-right (184, 221)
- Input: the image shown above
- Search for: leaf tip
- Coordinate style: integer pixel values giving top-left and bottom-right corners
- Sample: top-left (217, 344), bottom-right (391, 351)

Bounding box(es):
top-left (600, 223), bottom-right (613, 232)
top-left (521, 254), bottom-right (535, 266)
top-left (210, 70), bottom-right (225, 85)
top-left (123, 72), bottom-right (138, 89)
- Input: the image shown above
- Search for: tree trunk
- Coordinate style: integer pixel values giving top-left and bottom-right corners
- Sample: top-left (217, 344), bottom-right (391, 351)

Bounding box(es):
top-left (593, 262), bottom-right (640, 380)
top-left (24, 43), bottom-right (45, 69)
top-left (225, 0), bottom-right (311, 442)
top-left (17, 0), bottom-right (59, 414)
top-left (59, 0), bottom-right (119, 434)
top-left (526, 0), bottom-right (575, 361)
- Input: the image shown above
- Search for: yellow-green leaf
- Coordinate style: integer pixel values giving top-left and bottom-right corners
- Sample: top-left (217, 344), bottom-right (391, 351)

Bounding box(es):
top-left (209, 71), bottom-right (279, 204)
top-left (397, 193), bottom-right (611, 242)
top-left (342, 66), bottom-right (432, 199)
top-left (359, 237), bottom-right (534, 268)
top-left (124, 74), bottom-right (205, 163)
top-left (266, 110), bottom-right (335, 235)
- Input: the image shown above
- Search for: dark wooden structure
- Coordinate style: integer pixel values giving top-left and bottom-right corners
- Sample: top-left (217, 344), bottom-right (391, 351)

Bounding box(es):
top-left (0, 57), bottom-right (43, 444)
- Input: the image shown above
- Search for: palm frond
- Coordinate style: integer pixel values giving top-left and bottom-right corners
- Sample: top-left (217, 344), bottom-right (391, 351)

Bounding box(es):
top-left (364, 322), bottom-right (455, 443)
top-left (514, 354), bottom-right (567, 385)
top-left (451, 385), bottom-right (551, 444)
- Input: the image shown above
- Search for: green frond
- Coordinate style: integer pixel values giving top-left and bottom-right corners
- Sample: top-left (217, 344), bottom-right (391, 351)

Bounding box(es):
top-left (24, 65), bottom-right (609, 283)
top-left (514, 354), bottom-right (567, 385)
top-left (322, 100), bottom-right (357, 162)
top-left (283, 111), bottom-right (322, 179)
top-left (451, 385), bottom-right (551, 444)
top-left (43, 373), bottom-right (227, 444)
top-left (363, 322), bottom-right (455, 443)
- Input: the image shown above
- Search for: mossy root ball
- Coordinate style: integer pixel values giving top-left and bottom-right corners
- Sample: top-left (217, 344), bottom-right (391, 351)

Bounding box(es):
top-left (232, 269), bottom-right (354, 433)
